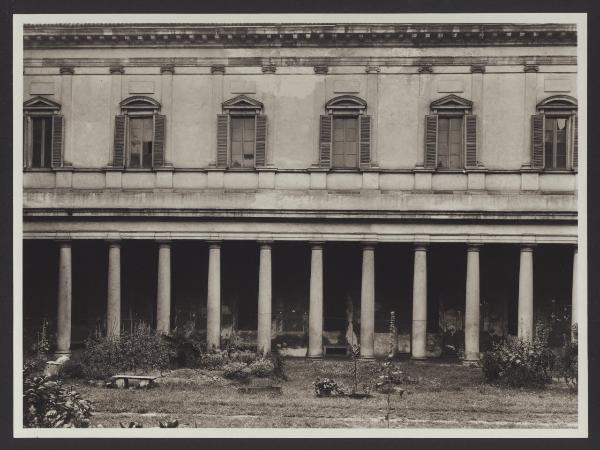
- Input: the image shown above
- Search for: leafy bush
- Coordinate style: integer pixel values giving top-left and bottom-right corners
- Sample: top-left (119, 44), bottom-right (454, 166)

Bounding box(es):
top-left (58, 358), bottom-right (86, 379)
top-left (556, 325), bottom-right (578, 388)
top-left (165, 323), bottom-right (206, 368)
top-left (228, 350), bottom-right (257, 365)
top-left (271, 352), bottom-right (288, 380)
top-left (313, 378), bottom-right (340, 396)
top-left (222, 362), bottom-right (250, 380)
top-left (23, 365), bottom-right (92, 428)
top-left (198, 351), bottom-right (226, 370)
top-left (249, 358), bottom-right (274, 377)
top-left (81, 322), bottom-right (174, 379)
top-left (481, 322), bottom-right (555, 388)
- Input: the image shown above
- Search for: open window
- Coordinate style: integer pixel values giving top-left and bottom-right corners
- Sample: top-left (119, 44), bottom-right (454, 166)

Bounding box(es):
top-left (531, 95), bottom-right (578, 171)
top-left (423, 95), bottom-right (479, 170)
top-left (216, 95), bottom-right (267, 169)
top-left (111, 96), bottom-right (167, 169)
top-left (23, 96), bottom-right (64, 169)
top-left (318, 95), bottom-right (371, 169)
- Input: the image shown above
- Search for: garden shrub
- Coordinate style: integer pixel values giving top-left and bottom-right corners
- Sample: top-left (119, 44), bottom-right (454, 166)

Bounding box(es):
top-left (58, 357), bottom-right (86, 379)
top-left (81, 322), bottom-right (174, 379)
top-left (556, 325), bottom-right (578, 388)
top-left (481, 322), bottom-right (555, 388)
top-left (228, 350), bottom-right (257, 365)
top-left (198, 351), bottom-right (226, 370)
top-left (23, 364), bottom-right (92, 428)
top-left (222, 362), bottom-right (251, 380)
top-left (165, 323), bottom-right (206, 368)
top-left (249, 358), bottom-right (275, 377)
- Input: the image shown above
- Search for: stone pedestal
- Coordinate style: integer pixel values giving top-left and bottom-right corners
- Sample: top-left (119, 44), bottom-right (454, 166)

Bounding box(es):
top-left (56, 241), bottom-right (72, 355)
top-left (207, 242), bottom-right (222, 350)
top-left (411, 244), bottom-right (428, 360)
top-left (360, 244), bottom-right (375, 358)
top-left (257, 242), bottom-right (272, 355)
top-left (308, 242), bottom-right (324, 358)
top-left (156, 242), bottom-right (171, 334)
top-left (518, 245), bottom-right (534, 341)
top-left (464, 244), bottom-right (481, 361)
top-left (106, 241), bottom-right (121, 338)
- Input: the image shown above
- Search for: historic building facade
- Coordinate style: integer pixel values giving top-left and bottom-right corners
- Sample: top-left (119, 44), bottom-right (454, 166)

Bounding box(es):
top-left (22, 23), bottom-right (579, 360)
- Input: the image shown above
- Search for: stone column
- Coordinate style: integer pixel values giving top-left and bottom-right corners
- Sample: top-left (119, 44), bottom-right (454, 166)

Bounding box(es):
top-left (308, 242), bottom-right (324, 358)
top-left (156, 241), bottom-right (171, 334)
top-left (56, 240), bottom-right (72, 355)
top-left (106, 240), bottom-right (121, 338)
top-left (360, 243), bottom-right (376, 358)
top-left (206, 242), bottom-right (221, 350)
top-left (412, 244), bottom-right (428, 359)
top-left (464, 244), bottom-right (481, 362)
top-left (257, 241), bottom-right (273, 355)
top-left (518, 245), bottom-right (535, 341)
top-left (571, 245), bottom-right (578, 333)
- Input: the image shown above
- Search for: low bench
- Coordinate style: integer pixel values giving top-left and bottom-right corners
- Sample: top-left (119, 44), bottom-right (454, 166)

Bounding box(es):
top-left (110, 374), bottom-right (158, 388)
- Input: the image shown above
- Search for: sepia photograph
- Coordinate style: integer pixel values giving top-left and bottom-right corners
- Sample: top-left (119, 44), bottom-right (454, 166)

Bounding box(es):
top-left (12, 12), bottom-right (587, 438)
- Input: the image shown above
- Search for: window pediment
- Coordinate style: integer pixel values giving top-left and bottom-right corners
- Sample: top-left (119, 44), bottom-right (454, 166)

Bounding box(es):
top-left (430, 94), bottom-right (473, 113)
top-left (325, 95), bottom-right (367, 114)
top-left (23, 96), bottom-right (61, 112)
top-left (120, 96), bottom-right (161, 112)
top-left (223, 95), bottom-right (263, 114)
top-left (537, 95), bottom-right (577, 112)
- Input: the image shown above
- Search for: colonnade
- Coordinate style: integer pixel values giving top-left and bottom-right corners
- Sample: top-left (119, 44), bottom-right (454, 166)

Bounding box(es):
top-left (51, 240), bottom-right (579, 359)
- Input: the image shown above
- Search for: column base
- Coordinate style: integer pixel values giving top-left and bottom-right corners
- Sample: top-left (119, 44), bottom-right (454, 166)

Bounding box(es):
top-left (410, 356), bottom-right (427, 361)
top-left (307, 354), bottom-right (323, 359)
top-left (359, 356), bottom-right (376, 360)
top-left (462, 359), bottom-right (480, 367)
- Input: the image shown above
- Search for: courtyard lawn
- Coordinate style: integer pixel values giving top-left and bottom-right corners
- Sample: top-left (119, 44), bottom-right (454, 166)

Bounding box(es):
top-left (68, 358), bottom-right (578, 429)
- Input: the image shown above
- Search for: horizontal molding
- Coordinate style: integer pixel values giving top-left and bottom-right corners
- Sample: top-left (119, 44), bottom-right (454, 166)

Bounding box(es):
top-left (24, 55), bottom-right (578, 68)
top-left (23, 23), bottom-right (577, 49)
top-left (23, 207), bottom-right (577, 222)
top-left (21, 230), bottom-right (578, 245)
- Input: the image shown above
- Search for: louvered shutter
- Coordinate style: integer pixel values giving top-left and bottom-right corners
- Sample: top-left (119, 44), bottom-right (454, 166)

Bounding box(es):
top-left (216, 114), bottom-right (229, 168)
top-left (572, 115), bottom-right (578, 170)
top-left (359, 115), bottom-right (372, 166)
top-left (531, 114), bottom-right (545, 169)
top-left (319, 115), bottom-right (332, 168)
top-left (153, 114), bottom-right (166, 167)
top-left (424, 115), bottom-right (438, 169)
top-left (464, 115), bottom-right (477, 168)
top-left (254, 114), bottom-right (267, 167)
top-left (51, 115), bottom-right (64, 168)
top-left (113, 115), bottom-right (126, 168)
top-left (23, 115), bottom-right (30, 168)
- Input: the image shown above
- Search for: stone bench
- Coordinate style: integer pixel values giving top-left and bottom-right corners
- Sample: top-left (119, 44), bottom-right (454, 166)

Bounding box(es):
top-left (111, 374), bottom-right (158, 388)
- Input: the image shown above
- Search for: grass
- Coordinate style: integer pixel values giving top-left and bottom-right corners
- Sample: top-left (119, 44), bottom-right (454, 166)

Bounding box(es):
top-left (62, 358), bottom-right (577, 429)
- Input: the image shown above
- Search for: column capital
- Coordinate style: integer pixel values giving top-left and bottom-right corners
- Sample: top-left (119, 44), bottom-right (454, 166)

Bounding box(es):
top-left (207, 240), bottom-right (222, 249)
top-left (309, 241), bottom-right (325, 249)
top-left (55, 239), bottom-right (72, 247)
top-left (156, 239), bottom-right (172, 247)
top-left (467, 243), bottom-right (483, 252)
top-left (106, 239), bottom-right (122, 248)
top-left (414, 242), bottom-right (429, 251)
top-left (258, 240), bottom-right (273, 249)
top-left (520, 244), bottom-right (536, 252)
top-left (362, 241), bottom-right (377, 250)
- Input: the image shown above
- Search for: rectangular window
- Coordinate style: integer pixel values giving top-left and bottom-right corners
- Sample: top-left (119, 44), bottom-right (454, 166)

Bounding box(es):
top-left (230, 116), bottom-right (256, 168)
top-left (128, 117), bottom-right (153, 168)
top-left (437, 117), bottom-right (463, 169)
top-left (332, 117), bottom-right (358, 168)
top-left (30, 116), bottom-right (52, 168)
top-left (544, 117), bottom-right (568, 169)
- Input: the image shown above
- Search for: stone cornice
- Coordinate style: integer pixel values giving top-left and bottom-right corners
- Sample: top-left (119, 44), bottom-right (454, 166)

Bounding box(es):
top-left (23, 23), bottom-right (577, 49)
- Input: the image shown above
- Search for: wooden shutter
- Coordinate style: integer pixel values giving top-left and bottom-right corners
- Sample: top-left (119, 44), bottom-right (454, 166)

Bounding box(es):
top-left (319, 115), bottom-right (332, 168)
top-left (359, 115), bottom-right (372, 166)
top-left (464, 114), bottom-right (477, 168)
top-left (572, 114), bottom-right (578, 170)
top-left (254, 114), bottom-right (267, 167)
top-left (113, 115), bottom-right (126, 168)
top-left (531, 114), bottom-right (545, 169)
top-left (216, 114), bottom-right (229, 168)
top-left (424, 114), bottom-right (438, 168)
top-left (51, 115), bottom-right (64, 168)
top-left (23, 115), bottom-right (30, 168)
top-left (153, 114), bottom-right (166, 167)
